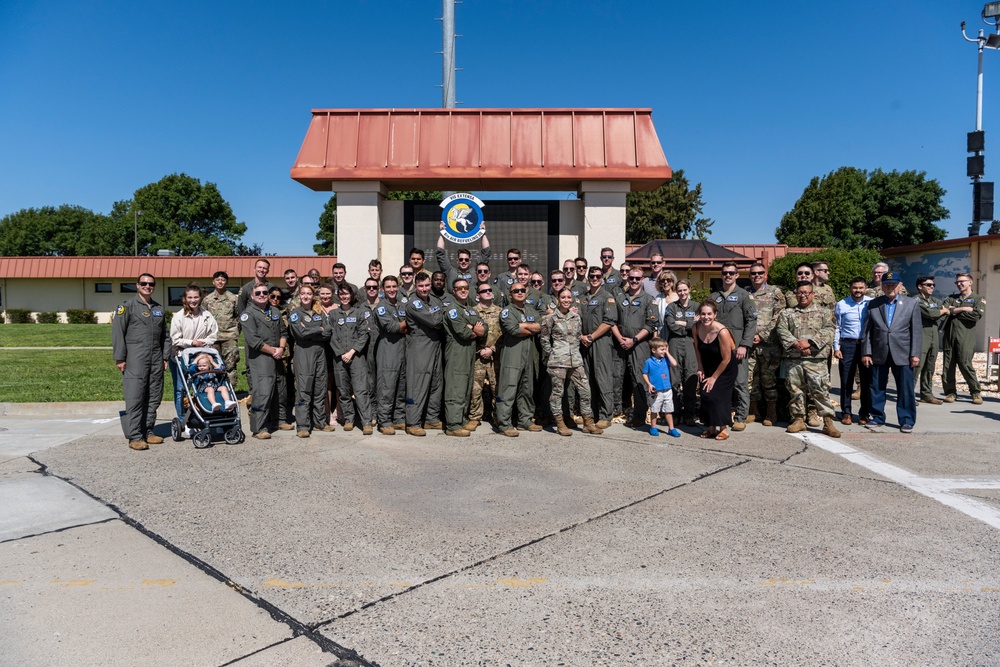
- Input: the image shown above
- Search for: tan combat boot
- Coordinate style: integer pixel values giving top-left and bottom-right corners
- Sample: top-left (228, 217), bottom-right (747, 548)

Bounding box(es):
top-left (463, 420), bottom-right (480, 431)
top-left (822, 416), bottom-right (842, 438)
top-left (445, 428), bottom-right (471, 437)
top-left (379, 426), bottom-right (396, 435)
top-left (596, 419), bottom-right (611, 429)
top-left (405, 425), bottom-right (426, 437)
top-left (362, 424), bottom-right (373, 435)
top-left (424, 421), bottom-right (443, 430)
top-left (746, 400), bottom-right (758, 424)
top-left (763, 402), bottom-right (778, 427)
top-left (128, 439), bottom-right (148, 451)
top-left (807, 409), bottom-right (821, 428)
top-left (582, 416), bottom-right (604, 434)
top-left (786, 418), bottom-right (806, 433)
top-left (554, 416), bottom-right (572, 436)
top-left (296, 430), bottom-right (310, 438)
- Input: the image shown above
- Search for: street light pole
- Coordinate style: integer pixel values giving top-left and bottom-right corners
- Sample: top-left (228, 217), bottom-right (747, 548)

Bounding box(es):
top-left (133, 208), bottom-right (142, 256)
top-left (961, 9), bottom-right (1000, 235)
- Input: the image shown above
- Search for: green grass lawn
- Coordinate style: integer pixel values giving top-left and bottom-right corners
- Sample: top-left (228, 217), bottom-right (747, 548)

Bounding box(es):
top-left (0, 324), bottom-right (248, 402)
top-left (0, 323), bottom-right (114, 347)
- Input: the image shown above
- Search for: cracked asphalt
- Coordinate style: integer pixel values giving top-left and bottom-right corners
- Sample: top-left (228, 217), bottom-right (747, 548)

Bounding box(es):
top-left (1, 393), bottom-right (999, 666)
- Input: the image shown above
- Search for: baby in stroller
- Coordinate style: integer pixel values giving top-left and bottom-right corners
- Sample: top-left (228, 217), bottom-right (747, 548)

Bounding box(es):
top-left (190, 352), bottom-right (237, 411)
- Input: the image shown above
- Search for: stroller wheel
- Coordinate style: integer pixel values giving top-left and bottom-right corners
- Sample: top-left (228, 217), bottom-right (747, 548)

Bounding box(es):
top-left (193, 430), bottom-right (212, 449)
top-left (224, 428), bottom-right (244, 445)
top-left (171, 418), bottom-right (183, 442)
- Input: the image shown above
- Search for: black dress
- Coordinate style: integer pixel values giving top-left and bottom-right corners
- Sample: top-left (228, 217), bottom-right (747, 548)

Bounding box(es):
top-left (698, 329), bottom-right (738, 428)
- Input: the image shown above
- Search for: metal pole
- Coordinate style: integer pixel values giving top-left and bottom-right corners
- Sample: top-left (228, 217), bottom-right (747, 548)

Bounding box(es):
top-left (442, 0), bottom-right (456, 108)
top-left (134, 208), bottom-right (138, 256)
top-left (978, 30), bottom-right (985, 131)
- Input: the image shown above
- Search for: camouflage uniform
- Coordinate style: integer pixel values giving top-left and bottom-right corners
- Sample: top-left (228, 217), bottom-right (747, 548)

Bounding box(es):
top-left (203, 289), bottom-right (240, 388)
top-left (865, 283), bottom-right (908, 299)
top-left (748, 284), bottom-right (785, 405)
top-left (540, 308), bottom-right (593, 418)
top-left (786, 283), bottom-right (836, 310)
top-left (470, 302), bottom-right (502, 423)
top-left (775, 302), bottom-right (836, 419)
top-left (942, 291), bottom-right (987, 397)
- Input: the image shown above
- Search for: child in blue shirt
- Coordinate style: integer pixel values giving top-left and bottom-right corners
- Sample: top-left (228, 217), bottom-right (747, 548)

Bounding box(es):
top-left (642, 336), bottom-right (681, 437)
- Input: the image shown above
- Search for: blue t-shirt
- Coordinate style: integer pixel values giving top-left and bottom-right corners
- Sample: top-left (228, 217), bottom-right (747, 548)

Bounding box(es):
top-left (643, 356), bottom-right (672, 392)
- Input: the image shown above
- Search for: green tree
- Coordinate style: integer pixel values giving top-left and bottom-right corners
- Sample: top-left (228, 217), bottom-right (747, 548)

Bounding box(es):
top-left (313, 191), bottom-right (444, 255)
top-left (776, 167), bottom-right (948, 250)
top-left (0, 205), bottom-right (109, 256)
top-left (113, 173), bottom-right (247, 256)
top-left (767, 247), bottom-right (884, 300)
top-left (625, 169), bottom-right (713, 244)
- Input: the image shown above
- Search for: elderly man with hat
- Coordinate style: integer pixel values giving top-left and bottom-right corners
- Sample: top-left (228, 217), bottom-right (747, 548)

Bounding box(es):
top-left (861, 270), bottom-right (922, 433)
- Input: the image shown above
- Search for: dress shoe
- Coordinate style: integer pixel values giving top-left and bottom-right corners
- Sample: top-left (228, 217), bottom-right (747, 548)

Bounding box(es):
top-left (128, 439), bottom-right (148, 451)
top-left (920, 396), bottom-right (943, 405)
top-left (145, 434), bottom-right (164, 444)
top-left (840, 414), bottom-right (852, 425)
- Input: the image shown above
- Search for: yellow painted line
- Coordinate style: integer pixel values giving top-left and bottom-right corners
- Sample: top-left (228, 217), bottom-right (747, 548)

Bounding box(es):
top-left (141, 579), bottom-right (177, 587)
top-left (260, 577), bottom-right (305, 589)
top-left (496, 577), bottom-right (548, 588)
top-left (0, 580), bottom-right (21, 585)
top-left (57, 579), bottom-right (97, 588)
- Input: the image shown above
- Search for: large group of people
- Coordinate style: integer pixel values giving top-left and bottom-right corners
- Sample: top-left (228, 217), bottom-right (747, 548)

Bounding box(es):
top-left (111, 240), bottom-right (988, 450)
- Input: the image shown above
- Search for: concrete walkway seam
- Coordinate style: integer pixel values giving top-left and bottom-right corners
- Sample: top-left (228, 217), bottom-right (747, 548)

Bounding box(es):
top-left (25, 455), bottom-right (376, 667)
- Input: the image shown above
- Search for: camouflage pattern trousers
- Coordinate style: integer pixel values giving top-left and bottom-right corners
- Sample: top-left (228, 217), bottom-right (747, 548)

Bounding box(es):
top-left (784, 357), bottom-right (836, 419)
top-left (469, 359), bottom-right (496, 422)
top-left (548, 365), bottom-right (593, 418)
top-left (748, 343), bottom-right (781, 403)
top-left (213, 338), bottom-right (240, 389)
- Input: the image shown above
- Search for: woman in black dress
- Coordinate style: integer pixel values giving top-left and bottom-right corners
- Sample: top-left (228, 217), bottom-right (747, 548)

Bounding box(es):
top-left (693, 301), bottom-right (738, 440)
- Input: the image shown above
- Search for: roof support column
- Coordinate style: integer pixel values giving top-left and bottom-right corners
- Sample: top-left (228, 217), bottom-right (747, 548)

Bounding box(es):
top-left (580, 181), bottom-right (629, 268)
top-left (331, 181), bottom-right (388, 268)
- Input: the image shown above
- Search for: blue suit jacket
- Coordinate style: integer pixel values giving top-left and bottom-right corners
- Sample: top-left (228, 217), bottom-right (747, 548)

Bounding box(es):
top-left (860, 295), bottom-right (922, 366)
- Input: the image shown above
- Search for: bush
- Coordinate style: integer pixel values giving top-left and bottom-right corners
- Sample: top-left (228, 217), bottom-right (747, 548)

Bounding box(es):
top-left (66, 309), bottom-right (97, 324)
top-left (163, 310), bottom-right (174, 329)
top-left (768, 248), bottom-right (883, 301)
top-left (36, 312), bottom-right (60, 324)
top-left (5, 309), bottom-right (34, 324)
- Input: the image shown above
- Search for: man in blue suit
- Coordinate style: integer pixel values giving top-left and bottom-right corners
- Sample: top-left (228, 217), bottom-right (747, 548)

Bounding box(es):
top-left (861, 271), bottom-right (922, 433)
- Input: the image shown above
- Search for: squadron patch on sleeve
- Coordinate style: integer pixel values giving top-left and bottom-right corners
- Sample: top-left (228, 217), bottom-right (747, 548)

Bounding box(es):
top-left (240, 313), bottom-right (249, 322)
top-left (290, 313), bottom-right (299, 322)
top-left (115, 305), bottom-right (125, 316)
top-left (448, 308), bottom-right (458, 320)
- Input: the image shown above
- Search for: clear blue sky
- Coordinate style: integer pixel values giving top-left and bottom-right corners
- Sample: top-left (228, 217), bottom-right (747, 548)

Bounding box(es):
top-left (1, 1), bottom-right (995, 255)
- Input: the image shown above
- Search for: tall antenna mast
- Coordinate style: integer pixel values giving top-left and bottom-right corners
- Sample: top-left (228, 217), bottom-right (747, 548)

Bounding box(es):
top-left (441, 0), bottom-right (457, 108)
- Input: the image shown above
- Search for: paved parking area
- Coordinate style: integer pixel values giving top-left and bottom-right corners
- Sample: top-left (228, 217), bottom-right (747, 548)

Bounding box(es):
top-left (1, 395), bottom-right (998, 666)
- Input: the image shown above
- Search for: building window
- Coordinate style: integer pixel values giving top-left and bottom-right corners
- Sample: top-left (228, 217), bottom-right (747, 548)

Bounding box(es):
top-left (168, 287), bottom-right (187, 307)
top-left (227, 286), bottom-right (239, 295)
top-left (120, 283), bottom-right (138, 293)
top-left (95, 283), bottom-right (112, 293)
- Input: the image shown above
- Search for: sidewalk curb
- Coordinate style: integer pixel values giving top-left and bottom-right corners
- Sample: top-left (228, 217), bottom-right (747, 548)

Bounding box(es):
top-left (0, 401), bottom-right (124, 417)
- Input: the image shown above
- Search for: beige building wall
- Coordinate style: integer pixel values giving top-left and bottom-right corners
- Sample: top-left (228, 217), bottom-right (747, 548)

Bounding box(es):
top-left (557, 200), bottom-right (584, 263)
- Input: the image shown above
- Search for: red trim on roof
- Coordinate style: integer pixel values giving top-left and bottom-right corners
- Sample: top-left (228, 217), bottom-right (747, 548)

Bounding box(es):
top-left (0, 257), bottom-right (336, 280)
top-left (291, 108), bottom-right (672, 192)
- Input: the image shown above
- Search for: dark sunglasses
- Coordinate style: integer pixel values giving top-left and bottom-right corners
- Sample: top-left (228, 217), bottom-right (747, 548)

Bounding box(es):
top-left (476, 269), bottom-right (490, 274)
top-left (589, 274), bottom-right (603, 280)
top-left (601, 254), bottom-right (613, 259)
top-left (138, 281), bottom-right (155, 287)
top-left (721, 271), bottom-right (738, 276)
top-left (530, 279), bottom-right (544, 285)
top-left (507, 256), bottom-right (520, 262)
top-left (454, 285), bottom-right (470, 291)
top-left (796, 271), bottom-right (812, 276)
top-left (627, 277), bottom-right (642, 283)
top-left (400, 272), bottom-right (414, 277)
top-left (551, 278), bottom-right (565, 282)
top-left (478, 289), bottom-right (492, 295)
top-left (921, 282), bottom-right (935, 287)
top-left (365, 285), bottom-right (379, 290)
top-left (511, 288), bottom-right (527, 294)
top-left (253, 290), bottom-right (269, 296)
top-left (749, 271), bottom-right (765, 276)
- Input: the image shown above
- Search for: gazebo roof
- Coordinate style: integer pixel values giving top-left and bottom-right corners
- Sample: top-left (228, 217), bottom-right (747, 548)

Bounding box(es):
top-left (291, 108), bottom-right (672, 192)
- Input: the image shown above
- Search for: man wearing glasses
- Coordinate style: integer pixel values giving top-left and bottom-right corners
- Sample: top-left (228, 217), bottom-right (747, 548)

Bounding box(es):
top-left (563, 259), bottom-right (587, 297)
top-left (642, 253), bottom-right (666, 297)
top-left (494, 249), bottom-right (522, 295)
top-left (709, 262), bottom-right (757, 430)
top-left (599, 248), bottom-right (621, 294)
top-left (470, 282), bottom-right (502, 429)
top-left (497, 282), bottom-right (543, 436)
top-left (240, 283), bottom-right (288, 439)
top-left (404, 272), bottom-right (445, 436)
top-left (442, 279), bottom-right (488, 437)
top-left (613, 267), bottom-right (659, 428)
top-left (776, 282), bottom-right (841, 438)
top-left (575, 258), bottom-right (589, 285)
top-left (398, 266), bottom-right (416, 299)
top-left (866, 262), bottom-right (908, 298)
top-left (942, 273), bottom-right (986, 404)
top-left (361, 278), bottom-right (383, 382)
top-left (372, 275), bottom-right (409, 435)
top-left (436, 222), bottom-right (492, 294)
top-left (913, 276), bottom-right (949, 405)
top-left (810, 262), bottom-right (837, 311)
top-left (746, 262), bottom-right (785, 426)
top-left (580, 268), bottom-right (620, 429)
top-left (112, 273), bottom-right (171, 450)
top-left (237, 258), bottom-right (272, 315)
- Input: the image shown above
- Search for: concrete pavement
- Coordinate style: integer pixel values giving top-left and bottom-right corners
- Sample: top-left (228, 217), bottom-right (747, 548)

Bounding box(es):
top-left (1, 388), bottom-right (998, 666)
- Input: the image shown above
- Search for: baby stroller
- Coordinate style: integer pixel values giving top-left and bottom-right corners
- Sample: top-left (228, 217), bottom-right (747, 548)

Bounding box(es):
top-left (170, 347), bottom-right (245, 448)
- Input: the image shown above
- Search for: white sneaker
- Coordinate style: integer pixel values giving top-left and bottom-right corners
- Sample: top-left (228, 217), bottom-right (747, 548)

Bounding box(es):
top-left (224, 401), bottom-right (238, 410)
top-left (182, 427), bottom-right (192, 438)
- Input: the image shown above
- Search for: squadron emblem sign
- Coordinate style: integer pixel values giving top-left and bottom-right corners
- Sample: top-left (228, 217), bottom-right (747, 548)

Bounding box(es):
top-left (440, 193), bottom-right (485, 244)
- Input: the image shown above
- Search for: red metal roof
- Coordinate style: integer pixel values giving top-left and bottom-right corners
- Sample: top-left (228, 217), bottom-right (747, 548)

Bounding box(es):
top-left (291, 108), bottom-right (672, 192)
top-left (0, 256), bottom-right (336, 280)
